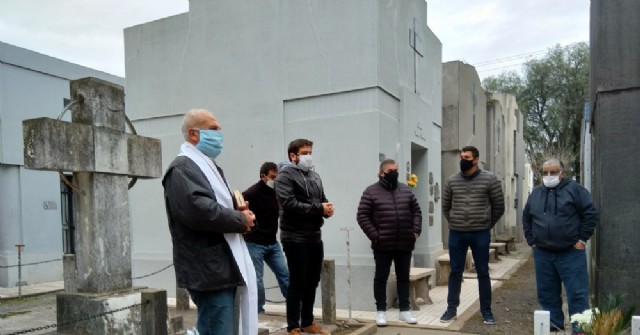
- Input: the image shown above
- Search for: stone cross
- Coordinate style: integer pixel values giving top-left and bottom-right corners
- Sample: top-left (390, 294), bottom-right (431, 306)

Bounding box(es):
top-left (409, 17), bottom-right (424, 94)
top-left (23, 77), bottom-right (161, 293)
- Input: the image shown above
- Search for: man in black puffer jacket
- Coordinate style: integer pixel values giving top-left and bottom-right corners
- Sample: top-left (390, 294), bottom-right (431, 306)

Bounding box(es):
top-left (357, 158), bottom-right (422, 326)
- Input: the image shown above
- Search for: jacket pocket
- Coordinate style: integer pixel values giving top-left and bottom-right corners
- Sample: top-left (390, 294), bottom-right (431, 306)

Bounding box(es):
top-left (200, 244), bottom-right (243, 288)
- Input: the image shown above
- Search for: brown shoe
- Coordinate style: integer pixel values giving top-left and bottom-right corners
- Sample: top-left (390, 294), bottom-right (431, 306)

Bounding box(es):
top-left (287, 328), bottom-right (301, 335)
top-left (302, 321), bottom-right (331, 335)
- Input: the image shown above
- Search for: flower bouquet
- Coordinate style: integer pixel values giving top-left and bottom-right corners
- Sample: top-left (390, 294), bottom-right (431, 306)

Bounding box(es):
top-left (407, 173), bottom-right (418, 188)
top-left (570, 294), bottom-right (635, 335)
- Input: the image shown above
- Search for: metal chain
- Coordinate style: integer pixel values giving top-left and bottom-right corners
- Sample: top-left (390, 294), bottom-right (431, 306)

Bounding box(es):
top-left (2, 301), bottom-right (147, 335)
top-left (0, 258), bottom-right (60, 269)
top-left (56, 99), bottom-right (79, 121)
top-left (55, 99), bottom-right (86, 196)
top-left (0, 260), bottom-right (171, 278)
top-left (58, 171), bottom-right (86, 196)
top-left (264, 285), bottom-right (286, 303)
top-left (132, 263), bottom-right (173, 280)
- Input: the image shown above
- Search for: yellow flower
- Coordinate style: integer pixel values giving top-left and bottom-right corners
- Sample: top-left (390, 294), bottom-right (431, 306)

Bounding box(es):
top-left (407, 174), bottom-right (418, 188)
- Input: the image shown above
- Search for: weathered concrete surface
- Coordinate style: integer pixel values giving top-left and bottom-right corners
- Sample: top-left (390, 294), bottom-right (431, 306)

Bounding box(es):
top-left (590, 0), bottom-right (640, 310)
top-left (73, 172), bottom-right (132, 292)
top-left (23, 118), bottom-right (95, 172)
top-left (141, 289), bottom-right (168, 335)
top-left (70, 77), bottom-right (126, 130)
top-left (63, 254), bottom-right (77, 293)
top-left (321, 259), bottom-right (336, 325)
top-left (22, 118), bottom-right (161, 178)
top-left (56, 291), bottom-right (142, 335)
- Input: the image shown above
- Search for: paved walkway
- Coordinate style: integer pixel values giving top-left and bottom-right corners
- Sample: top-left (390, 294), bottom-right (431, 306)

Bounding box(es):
top-left (0, 243), bottom-right (531, 334)
top-left (261, 243), bottom-right (531, 334)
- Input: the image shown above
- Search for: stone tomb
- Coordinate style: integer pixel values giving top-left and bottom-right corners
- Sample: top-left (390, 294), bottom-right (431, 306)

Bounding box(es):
top-left (23, 77), bottom-right (164, 334)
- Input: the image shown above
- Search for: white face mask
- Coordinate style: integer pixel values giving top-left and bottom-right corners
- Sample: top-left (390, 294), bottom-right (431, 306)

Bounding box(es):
top-left (297, 154), bottom-right (314, 171)
top-left (543, 175), bottom-right (560, 188)
top-left (265, 179), bottom-right (275, 189)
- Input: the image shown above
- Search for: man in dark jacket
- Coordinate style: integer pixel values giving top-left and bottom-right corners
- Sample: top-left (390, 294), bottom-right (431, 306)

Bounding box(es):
top-left (275, 138), bottom-right (333, 335)
top-left (357, 159), bottom-right (422, 326)
top-left (243, 161), bottom-right (289, 314)
top-left (162, 109), bottom-right (257, 335)
top-left (440, 146), bottom-right (504, 325)
top-left (523, 158), bottom-right (598, 333)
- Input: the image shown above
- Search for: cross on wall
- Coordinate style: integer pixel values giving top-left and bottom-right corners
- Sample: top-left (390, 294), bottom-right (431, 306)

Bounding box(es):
top-left (409, 17), bottom-right (424, 94)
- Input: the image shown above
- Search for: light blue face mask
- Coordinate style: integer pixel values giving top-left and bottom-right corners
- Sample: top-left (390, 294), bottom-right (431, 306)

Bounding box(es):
top-left (195, 129), bottom-right (224, 159)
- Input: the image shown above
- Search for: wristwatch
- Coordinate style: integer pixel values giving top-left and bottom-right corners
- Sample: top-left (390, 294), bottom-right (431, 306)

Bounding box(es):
top-left (578, 240), bottom-right (587, 245)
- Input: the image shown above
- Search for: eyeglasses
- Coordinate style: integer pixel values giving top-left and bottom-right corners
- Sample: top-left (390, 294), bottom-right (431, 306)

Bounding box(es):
top-left (542, 170), bottom-right (562, 176)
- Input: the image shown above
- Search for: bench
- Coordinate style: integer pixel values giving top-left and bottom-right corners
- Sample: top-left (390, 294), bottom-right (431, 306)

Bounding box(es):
top-left (495, 235), bottom-right (516, 253)
top-left (465, 250), bottom-right (474, 270)
top-left (487, 249), bottom-right (497, 263)
top-left (467, 249), bottom-right (498, 271)
top-left (436, 254), bottom-right (451, 286)
top-left (386, 267), bottom-right (436, 311)
top-left (490, 242), bottom-right (507, 261)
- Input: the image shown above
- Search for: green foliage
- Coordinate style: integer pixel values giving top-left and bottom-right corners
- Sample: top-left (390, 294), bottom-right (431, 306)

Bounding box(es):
top-left (483, 43), bottom-right (590, 182)
top-left (571, 294), bottom-right (636, 334)
top-left (592, 294), bottom-right (636, 335)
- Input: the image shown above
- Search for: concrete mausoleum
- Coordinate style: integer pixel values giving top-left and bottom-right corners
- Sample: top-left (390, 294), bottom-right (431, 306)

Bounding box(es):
top-left (486, 92), bottom-right (525, 240)
top-left (124, 0), bottom-right (443, 310)
top-left (441, 61), bottom-right (525, 244)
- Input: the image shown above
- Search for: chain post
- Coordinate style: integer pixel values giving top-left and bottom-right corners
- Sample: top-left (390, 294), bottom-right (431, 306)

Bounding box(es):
top-left (15, 244), bottom-right (25, 299)
top-left (340, 227), bottom-right (354, 323)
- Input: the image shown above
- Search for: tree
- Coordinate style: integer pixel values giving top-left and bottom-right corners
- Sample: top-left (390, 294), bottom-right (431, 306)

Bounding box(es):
top-left (483, 43), bottom-right (589, 183)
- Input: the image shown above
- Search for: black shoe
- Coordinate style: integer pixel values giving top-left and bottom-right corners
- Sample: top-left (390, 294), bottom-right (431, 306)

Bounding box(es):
top-left (482, 312), bottom-right (496, 325)
top-left (440, 309), bottom-right (457, 323)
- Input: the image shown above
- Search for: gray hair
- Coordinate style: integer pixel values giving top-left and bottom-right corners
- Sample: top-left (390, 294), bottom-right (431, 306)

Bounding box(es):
top-left (543, 158), bottom-right (565, 170)
top-left (181, 109), bottom-right (211, 140)
top-left (379, 158), bottom-right (397, 173)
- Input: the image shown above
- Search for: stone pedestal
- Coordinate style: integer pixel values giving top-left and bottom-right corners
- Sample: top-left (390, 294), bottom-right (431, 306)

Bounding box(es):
top-left (57, 289), bottom-right (144, 335)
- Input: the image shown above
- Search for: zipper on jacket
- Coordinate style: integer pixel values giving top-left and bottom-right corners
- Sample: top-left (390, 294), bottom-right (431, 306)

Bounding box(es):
top-left (543, 188), bottom-right (557, 249)
top-left (391, 189), bottom-right (400, 249)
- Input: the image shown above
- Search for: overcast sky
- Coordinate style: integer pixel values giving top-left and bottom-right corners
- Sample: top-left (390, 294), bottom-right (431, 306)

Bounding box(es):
top-left (0, 0), bottom-right (590, 80)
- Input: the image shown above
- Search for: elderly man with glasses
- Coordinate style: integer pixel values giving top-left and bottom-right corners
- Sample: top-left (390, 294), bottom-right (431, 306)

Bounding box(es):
top-left (523, 158), bottom-right (599, 333)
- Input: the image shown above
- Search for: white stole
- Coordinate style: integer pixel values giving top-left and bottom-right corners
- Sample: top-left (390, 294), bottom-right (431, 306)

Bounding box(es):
top-left (179, 142), bottom-right (257, 335)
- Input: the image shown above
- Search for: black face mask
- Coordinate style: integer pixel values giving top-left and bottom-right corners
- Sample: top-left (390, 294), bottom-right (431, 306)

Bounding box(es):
top-left (380, 170), bottom-right (399, 189)
top-left (460, 158), bottom-right (475, 172)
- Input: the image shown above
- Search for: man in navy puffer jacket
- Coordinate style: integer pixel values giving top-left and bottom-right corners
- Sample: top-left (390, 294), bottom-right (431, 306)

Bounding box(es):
top-left (357, 158), bottom-right (422, 326)
top-left (523, 158), bottom-right (598, 332)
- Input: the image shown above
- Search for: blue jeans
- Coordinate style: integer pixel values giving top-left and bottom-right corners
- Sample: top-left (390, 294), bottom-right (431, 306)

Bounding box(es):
top-left (282, 241), bottom-right (323, 331)
top-left (447, 229), bottom-right (492, 315)
top-left (533, 246), bottom-right (589, 331)
top-left (373, 249), bottom-right (412, 311)
top-left (188, 287), bottom-right (236, 335)
top-left (246, 241), bottom-right (289, 313)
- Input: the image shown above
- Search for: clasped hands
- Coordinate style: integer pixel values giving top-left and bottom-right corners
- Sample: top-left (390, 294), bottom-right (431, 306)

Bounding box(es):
top-left (240, 201), bottom-right (256, 233)
top-left (322, 202), bottom-right (335, 217)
